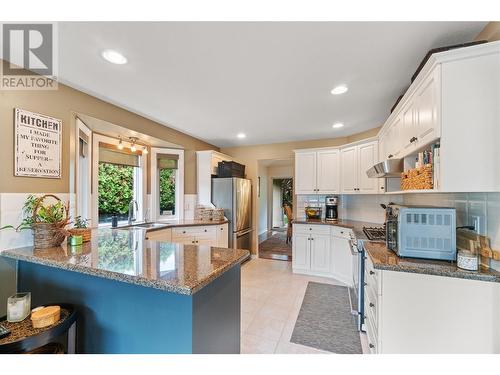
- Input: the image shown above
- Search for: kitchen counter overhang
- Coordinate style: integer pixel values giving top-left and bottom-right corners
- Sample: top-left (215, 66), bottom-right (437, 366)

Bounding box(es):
top-left (1, 227), bottom-right (248, 295)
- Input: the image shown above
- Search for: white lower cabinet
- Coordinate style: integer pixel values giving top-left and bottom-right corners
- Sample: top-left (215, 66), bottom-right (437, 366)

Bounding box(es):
top-left (331, 235), bottom-right (354, 287)
top-left (309, 234), bottom-right (331, 274)
top-left (145, 228), bottom-right (172, 242)
top-left (292, 224), bottom-right (354, 284)
top-left (146, 224), bottom-right (228, 247)
top-left (364, 254), bottom-right (500, 354)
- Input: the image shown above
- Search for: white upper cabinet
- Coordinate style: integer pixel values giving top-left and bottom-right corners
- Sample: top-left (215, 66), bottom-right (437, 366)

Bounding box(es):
top-left (357, 141), bottom-right (379, 193)
top-left (196, 150), bottom-right (233, 205)
top-left (340, 140), bottom-right (379, 194)
top-left (380, 66), bottom-right (441, 161)
top-left (316, 149), bottom-right (340, 194)
top-left (414, 66), bottom-right (441, 147)
top-left (295, 149), bottom-right (340, 194)
top-left (294, 151), bottom-right (317, 194)
top-left (340, 146), bottom-right (357, 193)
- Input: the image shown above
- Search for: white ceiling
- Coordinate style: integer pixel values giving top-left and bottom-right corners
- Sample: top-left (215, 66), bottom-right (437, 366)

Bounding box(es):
top-left (56, 22), bottom-right (486, 147)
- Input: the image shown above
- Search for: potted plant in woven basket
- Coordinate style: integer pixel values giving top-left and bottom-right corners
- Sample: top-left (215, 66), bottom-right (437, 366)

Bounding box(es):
top-left (0, 194), bottom-right (71, 248)
top-left (69, 216), bottom-right (91, 242)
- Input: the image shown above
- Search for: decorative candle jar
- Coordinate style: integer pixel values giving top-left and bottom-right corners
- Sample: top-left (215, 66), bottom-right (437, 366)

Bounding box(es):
top-left (7, 292), bottom-right (31, 322)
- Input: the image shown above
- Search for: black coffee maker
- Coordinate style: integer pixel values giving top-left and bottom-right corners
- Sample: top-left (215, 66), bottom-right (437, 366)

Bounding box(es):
top-left (325, 196), bottom-right (338, 220)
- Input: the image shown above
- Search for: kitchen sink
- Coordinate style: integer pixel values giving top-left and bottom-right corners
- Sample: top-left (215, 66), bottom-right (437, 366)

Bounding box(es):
top-left (118, 222), bottom-right (167, 230)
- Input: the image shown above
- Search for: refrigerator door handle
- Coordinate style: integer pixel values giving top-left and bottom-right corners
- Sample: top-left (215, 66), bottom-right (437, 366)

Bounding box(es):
top-left (235, 228), bottom-right (253, 237)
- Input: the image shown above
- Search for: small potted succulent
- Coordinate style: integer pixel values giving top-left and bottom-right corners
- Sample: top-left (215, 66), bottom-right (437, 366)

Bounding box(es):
top-left (69, 216), bottom-right (92, 242)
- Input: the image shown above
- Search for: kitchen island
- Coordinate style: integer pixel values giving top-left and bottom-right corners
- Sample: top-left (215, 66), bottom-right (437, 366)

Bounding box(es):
top-left (1, 227), bottom-right (249, 354)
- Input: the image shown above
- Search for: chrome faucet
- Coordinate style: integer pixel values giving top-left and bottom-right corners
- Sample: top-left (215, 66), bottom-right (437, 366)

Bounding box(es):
top-left (128, 199), bottom-right (138, 225)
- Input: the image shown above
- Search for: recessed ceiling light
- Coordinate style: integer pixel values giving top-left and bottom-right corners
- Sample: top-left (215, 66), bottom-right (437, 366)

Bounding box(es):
top-left (332, 122), bottom-right (344, 129)
top-left (331, 84), bottom-right (348, 95)
top-left (237, 133), bottom-right (246, 139)
top-left (101, 49), bottom-right (128, 65)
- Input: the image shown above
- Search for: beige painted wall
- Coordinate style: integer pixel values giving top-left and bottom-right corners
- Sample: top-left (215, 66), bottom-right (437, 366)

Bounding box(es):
top-left (221, 127), bottom-right (380, 252)
top-left (475, 22), bottom-right (500, 42)
top-left (0, 70), bottom-right (218, 194)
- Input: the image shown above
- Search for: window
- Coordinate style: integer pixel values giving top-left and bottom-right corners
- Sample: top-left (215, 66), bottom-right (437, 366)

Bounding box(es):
top-left (151, 148), bottom-right (184, 221)
top-left (158, 156), bottom-right (178, 216)
top-left (92, 134), bottom-right (146, 226)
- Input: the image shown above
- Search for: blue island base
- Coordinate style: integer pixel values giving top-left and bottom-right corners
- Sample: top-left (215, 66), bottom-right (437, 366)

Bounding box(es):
top-left (17, 261), bottom-right (241, 354)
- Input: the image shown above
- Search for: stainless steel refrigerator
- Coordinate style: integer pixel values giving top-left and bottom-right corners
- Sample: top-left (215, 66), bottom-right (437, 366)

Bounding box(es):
top-left (211, 177), bottom-right (252, 250)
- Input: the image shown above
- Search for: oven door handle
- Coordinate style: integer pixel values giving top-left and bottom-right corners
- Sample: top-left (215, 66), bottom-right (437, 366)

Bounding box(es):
top-left (348, 239), bottom-right (359, 256)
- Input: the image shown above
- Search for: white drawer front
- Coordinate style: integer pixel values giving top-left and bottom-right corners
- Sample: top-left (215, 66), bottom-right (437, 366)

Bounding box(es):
top-left (365, 310), bottom-right (378, 354)
top-left (364, 287), bottom-right (378, 329)
top-left (331, 226), bottom-right (353, 239)
top-left (294, 224), bottom-right (331, 235)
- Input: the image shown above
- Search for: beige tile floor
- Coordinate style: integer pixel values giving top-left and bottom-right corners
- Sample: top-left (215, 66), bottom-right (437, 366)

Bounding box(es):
top-left (240, 257), bottom-right (368, 354)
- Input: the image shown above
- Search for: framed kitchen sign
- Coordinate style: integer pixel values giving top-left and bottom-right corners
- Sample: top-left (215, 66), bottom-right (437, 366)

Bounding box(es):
top-left (14, 108), bottom-right (62, 178)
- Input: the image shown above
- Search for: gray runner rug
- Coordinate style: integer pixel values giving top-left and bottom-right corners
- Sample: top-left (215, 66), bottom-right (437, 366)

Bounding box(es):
top-left (290, 282), bottom-right (362, 354)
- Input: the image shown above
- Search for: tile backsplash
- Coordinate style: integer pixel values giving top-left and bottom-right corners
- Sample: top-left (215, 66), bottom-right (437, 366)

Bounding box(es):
top-left (296, 192), bottom-right (500, 270)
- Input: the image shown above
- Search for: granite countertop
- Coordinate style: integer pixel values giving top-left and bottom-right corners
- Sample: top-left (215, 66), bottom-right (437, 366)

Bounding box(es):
top-left (1, 228), bottom-right (249, 295)
top-left (292, 218), bottom-right (383, 240)
top-left (364, 241), bottom-right (500, 283)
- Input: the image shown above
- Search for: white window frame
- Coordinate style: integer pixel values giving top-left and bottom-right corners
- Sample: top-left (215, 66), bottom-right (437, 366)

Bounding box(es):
top-left (92, 133), bottom-right (147, 227)
top-left (151, 147), bottom-right (184, 221)
top-left (75, 118), bottom-right (92, 221)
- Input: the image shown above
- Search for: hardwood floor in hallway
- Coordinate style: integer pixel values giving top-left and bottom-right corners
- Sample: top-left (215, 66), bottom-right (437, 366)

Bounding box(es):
top-left (240, 257), bottom-right (368, 354)
top-left (258, 229), bottom-right (292, 261)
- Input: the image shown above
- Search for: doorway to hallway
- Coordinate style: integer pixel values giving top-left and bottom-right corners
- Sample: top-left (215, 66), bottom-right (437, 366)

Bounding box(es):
top-left (259, 177), bottom-right (293, 261)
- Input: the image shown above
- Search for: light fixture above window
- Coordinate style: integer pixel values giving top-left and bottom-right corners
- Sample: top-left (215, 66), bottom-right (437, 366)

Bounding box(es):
top-left (129, 137), bottom-right (137, 153)
top-left (142, 146), bottom-right (148, 154)
top-left (332, 122), bottom-right (344, 129)
top-left (117, 137), bottom-right (124, 150)
top-left (101, 49), bottom-right (128, 65)
top-left (331, 84), bottom-right (348, 95)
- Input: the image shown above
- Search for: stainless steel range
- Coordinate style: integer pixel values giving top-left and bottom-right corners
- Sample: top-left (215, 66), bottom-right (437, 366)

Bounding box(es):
top-left (362, 226), bottom-right (386, 241)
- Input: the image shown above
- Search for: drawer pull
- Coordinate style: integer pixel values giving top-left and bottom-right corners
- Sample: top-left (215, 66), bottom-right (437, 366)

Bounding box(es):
top-left (204, 229), bottom-right (207, 232)
top-left (369, 302), bottom-right (375, 308)
top-left (183, 230), bottom-right (186, 234)
top-left (369, 271), bottom-right (375, 275)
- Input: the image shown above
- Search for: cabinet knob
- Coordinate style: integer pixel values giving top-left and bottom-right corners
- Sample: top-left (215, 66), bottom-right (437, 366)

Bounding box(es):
top-left (369, 343), bottom-right (375, 349)
top-left (183, 230), bottom-right (186, 234)
top-left (369, 270), bottom-right (375, 275)
top-left (370, 302), bottom-right (375, 308)
top-left (380, 186), bottom-right (385, 190)
top-left (388, 154), bottom-right (393, 159)
top-left (204, 229), bottom-right (207, 232)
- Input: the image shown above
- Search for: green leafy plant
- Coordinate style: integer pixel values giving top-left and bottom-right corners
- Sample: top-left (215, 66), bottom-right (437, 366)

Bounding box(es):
top-left (98, 163), bottom-right (134, 215)
top-left (74, 216), bottom-right (90, 229)
top-left (0, 194), bottom-right (68, 232)
top-left (159, 168), bottom-right (176, 213)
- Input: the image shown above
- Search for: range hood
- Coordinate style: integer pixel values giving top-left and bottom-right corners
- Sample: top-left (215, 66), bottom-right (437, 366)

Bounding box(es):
top-left (366, 158), bottom-right (404, 178)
